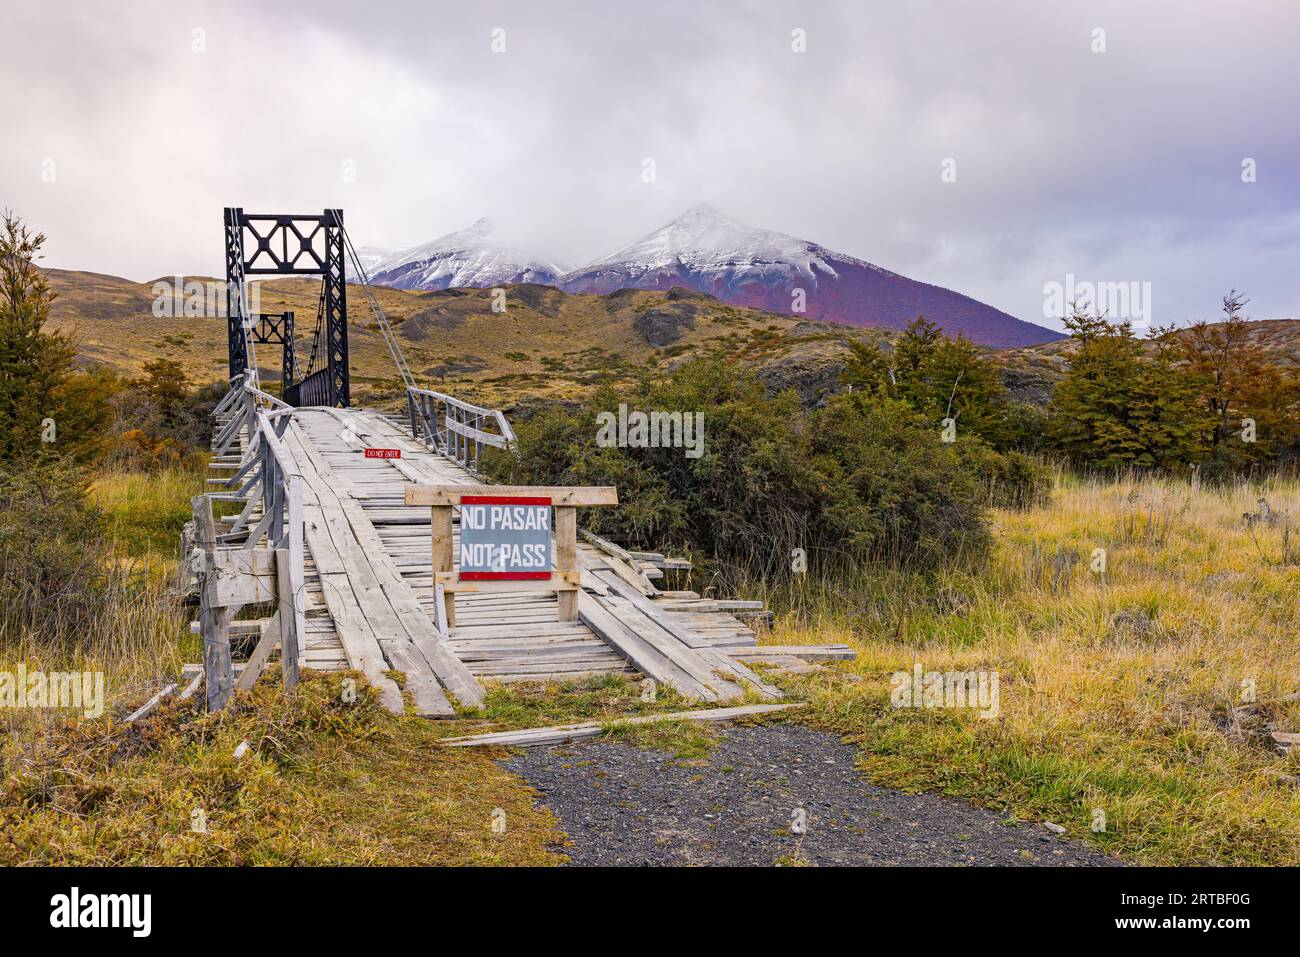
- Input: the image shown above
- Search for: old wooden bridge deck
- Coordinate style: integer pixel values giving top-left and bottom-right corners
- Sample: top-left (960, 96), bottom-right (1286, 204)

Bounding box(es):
top-left (183, 378), bottom-right (840, 718)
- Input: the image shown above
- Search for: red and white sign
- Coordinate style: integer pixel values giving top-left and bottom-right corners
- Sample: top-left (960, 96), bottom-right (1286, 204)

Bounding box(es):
top-left (364, 448), bottom-right (402, 459)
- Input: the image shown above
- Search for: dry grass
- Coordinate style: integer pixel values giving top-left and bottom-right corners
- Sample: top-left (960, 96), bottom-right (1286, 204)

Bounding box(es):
top-left (759, 469), bottom-right (1300, 865)
top-left (0, 465), bottom-right (204, 725)
top-left (0, 671), bottom-right (562, 865)
top-left (9, 451), bottom-right (1299, 865)
top-left (90, 466), bottom-right (207, 571)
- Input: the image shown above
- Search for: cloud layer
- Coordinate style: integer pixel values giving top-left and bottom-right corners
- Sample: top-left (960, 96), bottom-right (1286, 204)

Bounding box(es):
top-left (3, 0), bottom-right (1298, 327)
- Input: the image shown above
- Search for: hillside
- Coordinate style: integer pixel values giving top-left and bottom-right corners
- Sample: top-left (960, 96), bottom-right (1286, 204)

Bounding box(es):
top-left (991, 318), bottom-right (1300, 405)
top-left (44, 269), bottom-right (890, 410)
top-left (45, 267), bottom-right (1300, 414)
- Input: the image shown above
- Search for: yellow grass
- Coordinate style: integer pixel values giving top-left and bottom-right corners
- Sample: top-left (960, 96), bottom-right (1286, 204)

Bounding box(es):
top-left (763, 470), bottom-right (1300, 865)
top-left (8, 455), bottom-right (1299, 864)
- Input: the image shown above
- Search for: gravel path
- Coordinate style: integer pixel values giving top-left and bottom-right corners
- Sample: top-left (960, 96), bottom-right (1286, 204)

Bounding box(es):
top-left (504, 723), bottom-right (1118, 866)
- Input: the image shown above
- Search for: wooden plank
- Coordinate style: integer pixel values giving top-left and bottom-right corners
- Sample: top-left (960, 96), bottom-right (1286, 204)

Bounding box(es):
top-left (578, 592), bottom-right (718, 702)
top-left (192, 495), bottom-right (216, 550)
top-left (405, 484), bottom-right (618, 507)
top-left (578, 540), bottom-right (656, 596)
top-left (200, 598), bottom-right (236, 712)
top-left (124, 683), bottom-right (178, 723)
top-left (234, 611), bottom-right (280, 692)
top-left (441, 703), bottom-right (803, 748)
top-left (177, 670), bottom-right (204, 701)
top-left (431, 506), bottom-right (455, 627)
top-left (283, 426), bottom-right (404, 714)
top-left (274, 552), bottom-right (300, 689)
top-left (589, 569), bottom-right (780, 700)
top-left (207, 548), bottom-right (277, 606)
top-left (726, 645), bottom-right (855, 661)
top-left (287, 415), bottom-right (484, 711)
top-left (555, 506), bottom-right (578, 621)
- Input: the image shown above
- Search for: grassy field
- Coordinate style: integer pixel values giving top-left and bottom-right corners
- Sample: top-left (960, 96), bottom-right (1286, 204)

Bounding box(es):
top-left (0, 467), bottom-right (205, 718)
top-left (765, 470), bottom-right (1300, 865)
top-left (4, 463), bottom-right (1299, 865)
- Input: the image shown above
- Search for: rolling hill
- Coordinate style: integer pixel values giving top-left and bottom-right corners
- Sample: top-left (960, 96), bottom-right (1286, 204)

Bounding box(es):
top-left (43, 268), bottom-right (1299, 414)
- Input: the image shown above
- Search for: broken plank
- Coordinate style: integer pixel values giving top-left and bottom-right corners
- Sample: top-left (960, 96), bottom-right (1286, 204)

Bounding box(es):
top-left (441, 702), bottom-right (804, 747)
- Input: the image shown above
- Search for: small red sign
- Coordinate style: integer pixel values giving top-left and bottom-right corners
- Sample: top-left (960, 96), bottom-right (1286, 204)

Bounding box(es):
top-left (364, 448), bottom-right (401, 459)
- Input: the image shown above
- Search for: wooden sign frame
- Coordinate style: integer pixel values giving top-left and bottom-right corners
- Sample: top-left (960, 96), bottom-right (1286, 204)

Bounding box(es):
top-left (404, 484), bottom-right (618, 626)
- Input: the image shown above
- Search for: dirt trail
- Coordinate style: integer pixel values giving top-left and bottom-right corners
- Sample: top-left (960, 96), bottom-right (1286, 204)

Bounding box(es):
top-left (504, 723), bottom-right (1118, 867)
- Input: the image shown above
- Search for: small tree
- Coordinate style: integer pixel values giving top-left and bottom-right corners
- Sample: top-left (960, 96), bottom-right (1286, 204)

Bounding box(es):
top-left (0, 211), bottom-right (112, 466)
top-left (842, 316), bottom-right (1019, 449)
top-left (1181, 291), bottom-right (1300, 472)
top-left (1047, 304), bottom-right (1208, 471)
top-left (138, 358), bottom-right (189, 425)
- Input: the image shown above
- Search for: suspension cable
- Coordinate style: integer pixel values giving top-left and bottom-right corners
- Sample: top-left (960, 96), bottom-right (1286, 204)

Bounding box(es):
top-left (330, 211), bottom-right (416, 391)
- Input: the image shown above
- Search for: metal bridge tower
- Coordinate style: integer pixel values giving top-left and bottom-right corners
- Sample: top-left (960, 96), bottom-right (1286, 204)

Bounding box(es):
top-left (224, 208), bottom-right (350, 408)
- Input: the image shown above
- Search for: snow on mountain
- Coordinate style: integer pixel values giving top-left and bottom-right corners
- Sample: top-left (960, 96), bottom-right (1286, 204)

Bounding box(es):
top-left (557, 205), bottom-right (1063, 348)
top-left (347, 245), bottom-right (399, 281)
top-left (362, 219), bottom-right (566, 290)
top-left (560, 204), bottom-right (863, 291)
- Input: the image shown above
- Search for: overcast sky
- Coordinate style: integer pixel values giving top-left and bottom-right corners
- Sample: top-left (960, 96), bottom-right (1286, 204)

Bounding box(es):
top-left (4, 0), bottom-right (1298, 328)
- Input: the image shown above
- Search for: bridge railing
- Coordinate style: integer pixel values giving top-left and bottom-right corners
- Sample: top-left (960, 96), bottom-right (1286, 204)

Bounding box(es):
top-left (212, 370), bottom-right (292, 458)
top-left (406, 386), bottom-right (516, 474)
top-left (283, 367), bottom-right (331, 407)
top-left (194, 372), bottom-right (306, 710)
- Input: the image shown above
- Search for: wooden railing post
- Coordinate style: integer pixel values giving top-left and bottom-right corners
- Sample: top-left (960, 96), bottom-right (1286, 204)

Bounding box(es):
top-left (431, 503), bottom-right (456, 627)
top-left (556, 506), bottom-right (578, 621)
top-left (276, 547), bottom-right (299, 689)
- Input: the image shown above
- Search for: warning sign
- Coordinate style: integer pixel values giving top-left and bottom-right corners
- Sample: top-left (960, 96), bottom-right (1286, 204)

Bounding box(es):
top-left (458, 495), bottom-right (552, 580)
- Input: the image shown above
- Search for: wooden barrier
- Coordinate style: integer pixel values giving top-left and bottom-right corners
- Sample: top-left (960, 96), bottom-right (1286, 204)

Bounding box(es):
top-left (404, 484), bottom-right (617, 626)
top-left (192, 375), bottom-right (305, 710)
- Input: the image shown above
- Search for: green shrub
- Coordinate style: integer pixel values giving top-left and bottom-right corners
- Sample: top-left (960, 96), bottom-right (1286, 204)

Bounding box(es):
top-left (481, 357), bottom-right (994, 578)
top-left (0, 460), bottom-right (107, 636)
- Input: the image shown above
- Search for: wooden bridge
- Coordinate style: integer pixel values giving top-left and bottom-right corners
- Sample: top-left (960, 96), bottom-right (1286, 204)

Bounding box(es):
top-left (170, 206), bottom-right (848, 720)
top-left (179, 374), bottom-right (831, 716)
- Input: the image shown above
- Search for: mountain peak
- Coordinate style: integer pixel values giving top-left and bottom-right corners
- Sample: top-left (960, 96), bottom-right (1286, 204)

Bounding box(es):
top-left (674, 203), bottom-right (736, 225)
top-left (363, 218), bottom-right (565, 291)
top-left (577, 206), bottom-right (838, 286)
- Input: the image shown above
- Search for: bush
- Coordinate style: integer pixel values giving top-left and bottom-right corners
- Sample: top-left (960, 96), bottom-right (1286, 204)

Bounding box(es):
top-left (481, 357), bottom-right (994, 579)
top-left (955, 443), bottom-right (1053, 511)
top-left (0, 460), bottom-right (107, 636)
top-left (809, 393), bottom-right (992, 568)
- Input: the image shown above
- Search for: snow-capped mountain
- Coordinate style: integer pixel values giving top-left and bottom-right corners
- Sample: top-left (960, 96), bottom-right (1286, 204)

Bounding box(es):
top-left (360, 219), bottom-right (566, 290)
top-left (556, 205), bottom-right (1061, 348)
top-left (352, 206), bottom-right (1061, 347)
top-left (558, 204), bottom-right (841, 294)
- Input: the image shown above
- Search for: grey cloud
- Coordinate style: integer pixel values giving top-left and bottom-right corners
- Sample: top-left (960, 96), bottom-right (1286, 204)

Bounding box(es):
top-left (2, 0), bottom-right (1297, 326)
